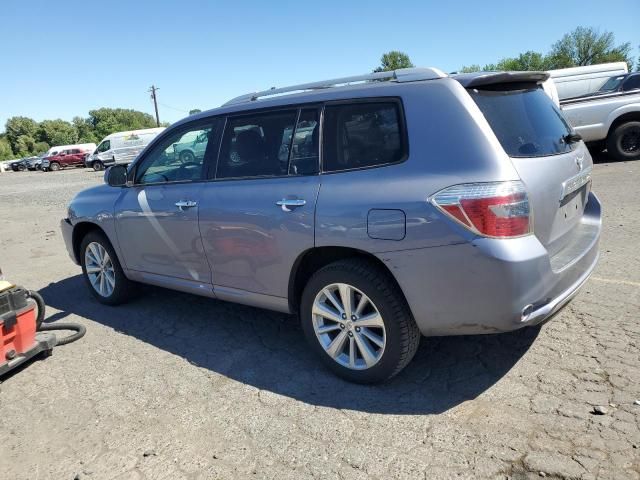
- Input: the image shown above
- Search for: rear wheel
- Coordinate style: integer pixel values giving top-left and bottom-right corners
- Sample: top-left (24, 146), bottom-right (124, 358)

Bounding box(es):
top-left (300, 259), bottom-right (420, 384)
top-left (607, 121), bottom-right (640, 161)
top-left (80, 231), bottom-right (134, 305)
top-left (93, 160), bottom-right (104, 171)
top-left (49, 161), bottom-right (61, 171)
top-left (18, 164), bottom-right (26, 171)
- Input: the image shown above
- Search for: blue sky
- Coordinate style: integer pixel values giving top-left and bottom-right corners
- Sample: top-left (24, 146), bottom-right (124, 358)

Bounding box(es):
top-left (1, 0), bottom-right (637, 129)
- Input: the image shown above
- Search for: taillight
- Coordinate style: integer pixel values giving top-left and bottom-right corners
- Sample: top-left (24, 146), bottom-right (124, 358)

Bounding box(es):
top-left (431, 181), bottom-right (531, 238)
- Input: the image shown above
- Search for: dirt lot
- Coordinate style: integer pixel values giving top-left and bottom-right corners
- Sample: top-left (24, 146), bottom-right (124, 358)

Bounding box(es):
top-left (0, 157), bottom-right (638, 480)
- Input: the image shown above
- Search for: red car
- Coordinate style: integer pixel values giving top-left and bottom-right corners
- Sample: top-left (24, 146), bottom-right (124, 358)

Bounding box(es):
top-left (43, 148), bottom-right (91, 171)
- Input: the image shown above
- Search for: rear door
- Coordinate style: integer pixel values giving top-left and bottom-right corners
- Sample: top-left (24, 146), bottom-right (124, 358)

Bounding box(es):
top-left (198, 107), bottom-right (321, 298)
top-left (469, 85), bottom-right (592, 255)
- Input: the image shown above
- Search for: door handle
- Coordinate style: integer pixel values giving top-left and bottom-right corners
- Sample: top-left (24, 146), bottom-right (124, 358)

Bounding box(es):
top-left (175, 200), bottom-right (198, 210)
top-left (276, 198), bottom-right (306, 212)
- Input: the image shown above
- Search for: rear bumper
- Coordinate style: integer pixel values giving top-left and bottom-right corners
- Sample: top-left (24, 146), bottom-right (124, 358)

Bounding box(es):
top-left (60, 218), bottom-right (78, 265)
top-left (379, 192), bottom-right (602, 336)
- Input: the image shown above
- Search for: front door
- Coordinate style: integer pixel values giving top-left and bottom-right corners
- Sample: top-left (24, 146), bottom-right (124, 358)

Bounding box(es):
top-left (114, 119), bottom-right (222, 284)
top-left (198, 107), bottom-right (321, 298)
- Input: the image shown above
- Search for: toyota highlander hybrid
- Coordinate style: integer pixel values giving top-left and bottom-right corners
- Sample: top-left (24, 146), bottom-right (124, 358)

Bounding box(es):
top-left (61, 68), bottom-right (601, 383)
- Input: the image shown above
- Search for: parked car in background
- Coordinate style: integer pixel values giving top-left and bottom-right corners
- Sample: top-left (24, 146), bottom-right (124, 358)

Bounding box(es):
top-left (26, 156), bottom-right (43, 170)
top-left (87, 128), bottom-right (165, 171)
top-left (61, 68), bottom-right (601, 383)
top-left (561, 75), bottom-right (640, 161)
top-left (549, 62), bottom-right (628, 100)
top-left (10, 158), bottom-right (29, 172)
top-left (42, 147), bottom-right (93, 171)
top-left (43, 143), bottom-right (97, 160)
top-left (592, 73), bottom-right (640, 96)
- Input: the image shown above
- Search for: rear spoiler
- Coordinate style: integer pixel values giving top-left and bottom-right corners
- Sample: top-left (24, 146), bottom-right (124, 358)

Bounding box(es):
top-left (453, 71), bottom-right (550, 88)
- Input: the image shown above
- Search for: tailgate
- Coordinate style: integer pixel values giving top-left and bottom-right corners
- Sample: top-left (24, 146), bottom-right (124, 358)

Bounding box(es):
top-left (468, 83), bottom-right (592, 253)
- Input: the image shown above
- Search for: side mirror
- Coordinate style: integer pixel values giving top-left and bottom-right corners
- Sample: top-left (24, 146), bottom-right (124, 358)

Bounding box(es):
top-left (105, 164), bottom-right (128, 187)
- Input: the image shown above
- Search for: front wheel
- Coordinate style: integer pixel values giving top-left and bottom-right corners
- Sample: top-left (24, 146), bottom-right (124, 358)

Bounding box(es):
top-left (80, 231), bottom-right (134, 305)
top-left (179, 150), bottom-right (196, 164)
top-left (49, 162), bottom-right (61, 171)
top-left (92, 160), bottom-right (104, 171)
top-left (607, 121), bottom-right (640, 161)
top-left (300, 259), bottom-right (420, 384)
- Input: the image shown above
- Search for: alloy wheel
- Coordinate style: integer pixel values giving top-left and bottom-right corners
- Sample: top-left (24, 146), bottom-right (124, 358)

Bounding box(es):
top-left (312, 283), bottom-right (386, 370)
top-left (84, 242), bottom-right (115, 297)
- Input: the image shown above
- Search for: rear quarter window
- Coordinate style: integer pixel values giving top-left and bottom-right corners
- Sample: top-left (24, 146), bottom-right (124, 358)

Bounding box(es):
top-left (470, 87), bottom-right (575, 157)
top-left (322, 101), bottom-right (406, 172)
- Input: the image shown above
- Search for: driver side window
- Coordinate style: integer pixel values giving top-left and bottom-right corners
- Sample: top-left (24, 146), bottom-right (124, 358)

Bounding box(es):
top-left (135, 121), bottom-right (218, 184)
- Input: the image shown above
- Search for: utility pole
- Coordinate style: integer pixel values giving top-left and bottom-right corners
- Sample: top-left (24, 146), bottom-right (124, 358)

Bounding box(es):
top-left (148, 85), bottom-right (160, 126)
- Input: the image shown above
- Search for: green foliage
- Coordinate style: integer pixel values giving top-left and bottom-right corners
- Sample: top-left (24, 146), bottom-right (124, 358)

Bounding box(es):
top-left (3, 108), bottom-right (159, 158)
top-left (0, 136), bottom-right (13, 160)
top-left (14, 134), bottom-right (36, 156)
top-left (189, 109), bottom-right (202, 115)
top-left (460, 27), bottom-right (634, 73)
top-left (73, 116), bottom-right (98, 143)
top-left (374, 51), bottom-right (414, 72)
top-left (38, 119), bottom-right (78, 146)
top-left (33, 141), bottom-right (50, 154)
top-left (88, 108), bottom-right (157, 140)
top-left (5, 116), bottom-right (38, 150)
top-left (549, 27), bottom-right (633, 70)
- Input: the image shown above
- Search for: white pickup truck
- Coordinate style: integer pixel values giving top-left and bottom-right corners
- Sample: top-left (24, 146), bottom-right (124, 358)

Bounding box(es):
top-left (561, 72), bottom-right (640, 161)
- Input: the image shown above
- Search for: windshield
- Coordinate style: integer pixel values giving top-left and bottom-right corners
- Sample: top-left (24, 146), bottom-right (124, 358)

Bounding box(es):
top-left (470, 86), bottom-right (575, 158)
top-left (598, 75), bottom-right (626, 92)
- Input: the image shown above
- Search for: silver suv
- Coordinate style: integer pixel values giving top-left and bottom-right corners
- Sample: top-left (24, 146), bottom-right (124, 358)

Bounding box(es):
top-left (61, 68), bottom-right (601, 383)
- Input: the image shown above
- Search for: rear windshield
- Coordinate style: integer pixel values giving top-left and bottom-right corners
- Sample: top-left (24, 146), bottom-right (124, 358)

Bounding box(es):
top-left (469, 87), bottom-right (575, 157)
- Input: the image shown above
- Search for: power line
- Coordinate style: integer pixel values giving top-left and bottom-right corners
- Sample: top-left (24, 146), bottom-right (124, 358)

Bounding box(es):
top-left (158, 102), bottom-right (189, 113)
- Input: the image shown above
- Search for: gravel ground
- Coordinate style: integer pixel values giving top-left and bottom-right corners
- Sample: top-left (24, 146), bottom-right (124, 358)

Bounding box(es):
top-left (0, 157), bottom-right (638, 480)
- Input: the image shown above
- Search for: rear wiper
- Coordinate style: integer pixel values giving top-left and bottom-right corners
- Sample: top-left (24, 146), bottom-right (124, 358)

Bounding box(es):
top-left (562, 132), bottom-right (583, 144)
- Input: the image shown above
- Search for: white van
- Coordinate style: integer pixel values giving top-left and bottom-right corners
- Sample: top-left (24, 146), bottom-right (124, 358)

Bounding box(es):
top-left (549, 62), bottom-right (629, 100)
top-left (87, 127), bottom-right (165, 171)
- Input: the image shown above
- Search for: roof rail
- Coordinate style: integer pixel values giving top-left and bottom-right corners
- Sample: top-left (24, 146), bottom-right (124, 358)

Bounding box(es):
top-left (223, 67), bottom-right (447, 106)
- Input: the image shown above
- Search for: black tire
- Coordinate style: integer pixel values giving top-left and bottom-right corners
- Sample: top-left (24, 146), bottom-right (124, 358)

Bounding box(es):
top-left (179, 150), bottom-right (195, 163)
top-left (18, 164), bottom-right (26, 171)
top-left (607, 121), bottom-right (640, 161)
top-left (93, 160), bottom-right (104, 171)
top-left (300, 258), bottom-right (420, 384)
top-left (80, 230), bottom-right (134, 305)
top-left (49, 161), bottom-right (61, 171)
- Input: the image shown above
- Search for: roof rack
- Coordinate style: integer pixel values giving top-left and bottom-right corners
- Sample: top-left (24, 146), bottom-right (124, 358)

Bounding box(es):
top-left (223, 67), bottom-right (447, 106)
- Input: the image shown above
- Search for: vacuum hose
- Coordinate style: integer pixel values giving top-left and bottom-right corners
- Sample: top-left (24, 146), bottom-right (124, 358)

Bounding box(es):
top-left (27, 290), bottom-right (86, 346)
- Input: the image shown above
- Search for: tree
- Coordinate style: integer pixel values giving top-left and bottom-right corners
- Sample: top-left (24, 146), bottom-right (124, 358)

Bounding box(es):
top-left (374, 51), bottom-right (414, 72)
top-left (88, 108), bottom-right (157, 140)
top-left (38, 119), bottom-right (78, 146)
top-left (5, 116), bottom-right (38, 154)
top-left (548, 27), bottom-right (633, 70)
top-left (460, 27), bottom-right (634, 73)
top-left (73, 116), bottom-right (98, 143)
top-left (189, 109), bottom-right (202, 115)
top-left (33, 141), bottom-right (50, 154)
top-left (0, 136), bottom-right (13, 160)
top-left (14, 134), bottom-right (36, 156)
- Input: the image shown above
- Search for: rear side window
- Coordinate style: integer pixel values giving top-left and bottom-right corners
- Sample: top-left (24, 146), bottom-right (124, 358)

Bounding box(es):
top-left (217, 110), bottom-right (297, 179)
top-left (470, 87), bottom-right (575, 157)
top-left (323, 101), bottom-right (406, 172)
top-left (622, 74), bottom-right (640, 92)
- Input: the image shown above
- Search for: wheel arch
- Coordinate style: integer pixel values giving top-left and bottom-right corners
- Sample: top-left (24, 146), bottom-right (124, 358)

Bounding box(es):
top-left (606, 111), bottom-right (640, 139)
top-left (71, 221), bottom-right (108, 264)
top-left (288, 246), bottom-right (410, 315)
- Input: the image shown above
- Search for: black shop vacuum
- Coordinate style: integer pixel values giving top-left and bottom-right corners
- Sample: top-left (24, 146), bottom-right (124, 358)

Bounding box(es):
top-left (0, 269), bottom-right (85, 377)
